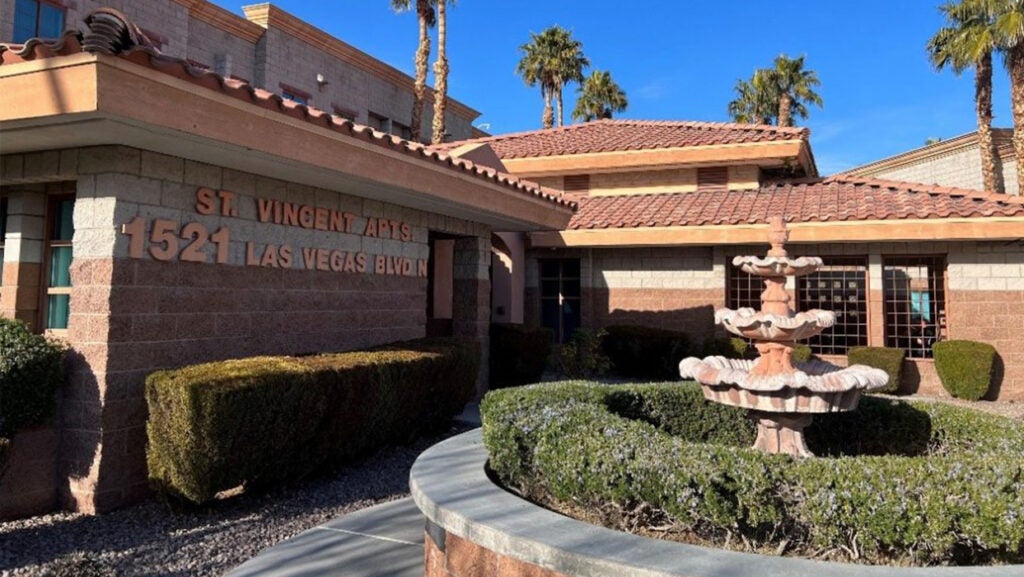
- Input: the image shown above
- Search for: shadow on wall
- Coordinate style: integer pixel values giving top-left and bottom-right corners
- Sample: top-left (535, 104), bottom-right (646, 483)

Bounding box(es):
top-left (599, 306), bottom-right (718, 346)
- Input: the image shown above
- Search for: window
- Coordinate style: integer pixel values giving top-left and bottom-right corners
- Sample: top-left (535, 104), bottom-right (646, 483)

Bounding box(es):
top-left (367, 111), bottom-right (390, 133)
top-left (13, 0), bottom-right (65, 43)
top-left (726, 259), bottom-right (762, 312)
top-left (332, 105), bottom-right (358, 122)
top-left (44, 196), bottom-right (73, 331)
top-left (539, 259), bottom-right (581, 343)
top-left (795, 257), bottom-right (869, 355)
top-left (279, 83), bottom-right (310, 106)
top-left (391, 121), bottom-right (412, 140)
top-left (883, 256), bottom-right (946, 359)
top-left (0, 197), bottom-right (7, 286)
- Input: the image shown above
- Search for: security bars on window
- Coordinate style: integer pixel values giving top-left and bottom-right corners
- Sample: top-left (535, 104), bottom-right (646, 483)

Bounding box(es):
top-left (795, 257), bottom-right (869, 355)
top-left (883, 256), bottom-right (946, 359)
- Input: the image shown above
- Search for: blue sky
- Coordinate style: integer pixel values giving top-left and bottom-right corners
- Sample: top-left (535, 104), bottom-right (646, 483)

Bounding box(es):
top-left (213, 1), bottom-right (1013, 175)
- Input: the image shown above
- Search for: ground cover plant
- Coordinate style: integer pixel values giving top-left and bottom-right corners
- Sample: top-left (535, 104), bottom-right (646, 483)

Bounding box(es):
top-left (147, 338), bottom-right (478, 504)
top-left (482, 381), bottom-right (1024, 566)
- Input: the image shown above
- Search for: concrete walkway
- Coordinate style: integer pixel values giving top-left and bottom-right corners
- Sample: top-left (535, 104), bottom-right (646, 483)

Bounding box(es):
top-left (226, 498), bottom-right (425, 577)
top-left (225, 403), bottom-right (480, 577)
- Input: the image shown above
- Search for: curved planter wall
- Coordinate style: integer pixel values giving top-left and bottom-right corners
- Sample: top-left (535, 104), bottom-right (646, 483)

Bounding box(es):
top-left (410, 429), bottom-right (1024, 577)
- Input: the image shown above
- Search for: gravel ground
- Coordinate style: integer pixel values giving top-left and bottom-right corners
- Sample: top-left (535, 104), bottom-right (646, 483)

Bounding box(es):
top-left (0, 421), bottom-right (473, 577)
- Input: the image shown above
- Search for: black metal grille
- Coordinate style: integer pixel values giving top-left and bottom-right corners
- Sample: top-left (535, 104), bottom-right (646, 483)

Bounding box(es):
top-left (883, 256), bottom-right (946, 359)
top-left (796, 257), bottom-right (869, 355)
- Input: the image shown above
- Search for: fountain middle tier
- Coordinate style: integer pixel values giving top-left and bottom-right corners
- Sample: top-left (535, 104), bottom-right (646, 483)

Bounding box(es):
top-left (716, 307), bottom-right (836, 341)
top-left (732, 255), bottom-right (823, 277)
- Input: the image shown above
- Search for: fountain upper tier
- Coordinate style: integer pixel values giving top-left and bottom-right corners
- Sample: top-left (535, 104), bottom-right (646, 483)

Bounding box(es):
top-left (733, 255), bottom-right (824, 278)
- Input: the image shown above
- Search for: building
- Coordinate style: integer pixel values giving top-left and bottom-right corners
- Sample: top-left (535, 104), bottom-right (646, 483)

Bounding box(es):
top-left (438, 119), bottom-right (1024, 402)
top-left (0, 9), bottom-right (571, 517)
top-left (0, 0), bottom-right (484, 141)
top-left (845, 128), bottom-right (1020, 196)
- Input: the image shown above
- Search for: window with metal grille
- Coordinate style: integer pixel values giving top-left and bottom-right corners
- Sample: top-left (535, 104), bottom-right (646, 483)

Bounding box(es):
top-left (726, 258), bottom-right (762, 311)
top-left (563, 174), bottom-right (590, 194)
top-left (697, 167), bottom-right (728, 192)
top-left (795, 257), bottom-right (869, 355)
top-left (883, 256), bottom-right (946, 359)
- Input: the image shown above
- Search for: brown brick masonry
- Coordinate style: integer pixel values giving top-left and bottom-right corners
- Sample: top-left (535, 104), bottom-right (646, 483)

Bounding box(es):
top-left (425, 532), bottom-right (568, 577)
top-left (56, 256), bottom-right (427, 513)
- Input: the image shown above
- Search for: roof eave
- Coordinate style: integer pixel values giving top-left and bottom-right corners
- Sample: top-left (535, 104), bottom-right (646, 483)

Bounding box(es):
top-left (530, 217), bottom-right (1024, 248)
top-left (0, 55), bottom-right (571, 231)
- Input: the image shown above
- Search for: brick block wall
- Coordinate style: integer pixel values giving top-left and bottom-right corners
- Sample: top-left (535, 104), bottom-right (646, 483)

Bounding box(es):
top-left (1, 145), bottom-right (492, 515)
top-left (186, 17), bottom-right (255, 80)
top-left (527, 241), bottom-right (1024, 400)
top-left (867, 145), bottom-right (1020, 196)
top-left (425, 531), bottom-right (568, 577)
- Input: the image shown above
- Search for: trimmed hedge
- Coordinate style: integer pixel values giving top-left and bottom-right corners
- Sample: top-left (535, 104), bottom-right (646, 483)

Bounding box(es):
top-left (934, 340), bottom-right (997, 401)
top-left (147, 338), bottom-right (479, 504)
top-left (601, 325), bottom-right (690, 379)
top-left (550, 329), bottom-right (610, 378)
top-left (0, 318), bottom-right (65, 438)
top-left (847, 346), bottom-right (904, 394)
top-left (791, 343), bottom-right (813, 364)
top-left (700, 336), bottom-right (749, 359)
top-left (490, 324), bottom-right (553, 388)
top-left (482, 381), bottom-right (1024, 565)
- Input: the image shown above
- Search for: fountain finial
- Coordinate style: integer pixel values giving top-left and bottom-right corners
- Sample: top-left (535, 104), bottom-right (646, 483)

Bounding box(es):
top-left (767, 216), bottom-right (788, 258)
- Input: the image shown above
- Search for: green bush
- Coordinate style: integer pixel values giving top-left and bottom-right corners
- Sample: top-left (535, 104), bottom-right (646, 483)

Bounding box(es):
top-left (847, 346), bottom-right (904, 394)
top-left (146, 338), bottom-right (479, 504)
top-left (600, 325), bottom-right (691, 380)
top-left (0, 318), bottom-right (65, 438)
top-left (700, 336), bottom-right (749, 358)
top-left (490, 324), bottom-right (553, 388)
top-left (550, 329), bottom-right (610, 378)
top-left (934, 340), bottom-right (997, 401)
top-left (791, 343), bottom-right (813, 363)
top-left (482, 381), bottom-right (1024, 565)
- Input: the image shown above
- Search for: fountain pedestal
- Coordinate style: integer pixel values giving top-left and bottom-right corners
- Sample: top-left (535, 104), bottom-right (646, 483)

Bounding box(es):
top-left (679, 217), bottom-right (888, 457)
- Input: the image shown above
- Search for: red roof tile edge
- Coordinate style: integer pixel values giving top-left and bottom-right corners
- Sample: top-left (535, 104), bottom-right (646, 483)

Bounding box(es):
top-left (0, 9), bottom-right (574, 212)
top-left (430, 118), bottom-right (811, 155)
top-left (565, 174), bottom-right (1024, 230)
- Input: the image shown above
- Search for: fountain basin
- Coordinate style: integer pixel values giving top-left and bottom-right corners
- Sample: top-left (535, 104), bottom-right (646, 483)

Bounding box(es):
top-left (732, 254), bottom-right (823, 277)
top-left (679, 356), bottom-right (889, 397)
top-left (716, 307), bottom-right (836, 341)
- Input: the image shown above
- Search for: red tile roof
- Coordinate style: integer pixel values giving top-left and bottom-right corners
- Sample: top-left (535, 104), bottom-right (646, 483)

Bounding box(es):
top-left (432, 119), bottom-right (810, 159)
top-left (567, 176), bottom-right (1024, 229)
top-left (0, 9), bottom-right (573, 211)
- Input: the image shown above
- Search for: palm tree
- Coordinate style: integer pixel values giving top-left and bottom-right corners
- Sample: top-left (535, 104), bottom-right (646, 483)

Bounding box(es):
top-left (516, 26), bottom-right (589, 128)
top-left (430, 0), bottom-right (453, 144)
top-left (391, 0), bottom-right (435, 142)
top-left (572, 70), bottom-right (628, 122)
top-left (769, 54), bottom-right (823, 127)
top-left (928, 1), bottom-right (1004, 193)
top-left (949, 0), bottom-right (1024, 192)
top-left (728, 69), bottom-right (778, 125)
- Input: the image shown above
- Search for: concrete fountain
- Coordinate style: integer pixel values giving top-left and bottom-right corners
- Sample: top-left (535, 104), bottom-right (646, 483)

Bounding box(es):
top-left (679, 217), bottom-right (888, 456)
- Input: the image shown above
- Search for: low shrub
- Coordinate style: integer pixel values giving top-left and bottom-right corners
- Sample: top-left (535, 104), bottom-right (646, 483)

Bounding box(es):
top-left (0, 318), bottom-right (65, 438)
top-left (934, 340), bottom-right (997, 401)
top-left (700, 336), bottom-right (749, 359)
top-left (550, 329), bottom-right (610, 378)
top-left (791, 343), bottom-right (813, 363)
top-left (847, 346), bottom-right (904, 394)
top-left (490, 324), bottom-right (553, 388)
top-left (601, 325), bottom-right (691, 379)
top-left (482, 381), bottom-right (1024, 565)
top-left (147, 338), bottom-right (479, 504)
